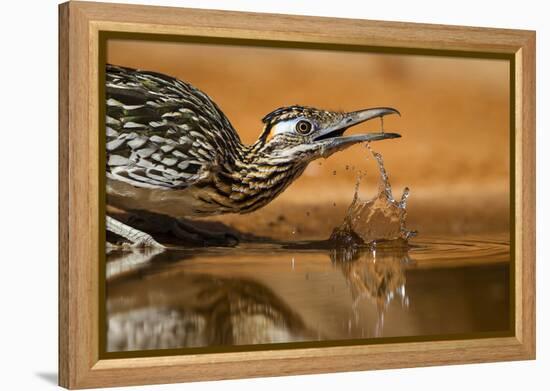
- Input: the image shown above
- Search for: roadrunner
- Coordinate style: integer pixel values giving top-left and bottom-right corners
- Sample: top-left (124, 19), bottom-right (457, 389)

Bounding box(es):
top-left (106, 64), bottom-right (401, 247)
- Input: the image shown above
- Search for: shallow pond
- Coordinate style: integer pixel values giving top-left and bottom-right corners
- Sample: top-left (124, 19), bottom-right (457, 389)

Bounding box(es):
top-left (105, 235), bottom-right (510, 353)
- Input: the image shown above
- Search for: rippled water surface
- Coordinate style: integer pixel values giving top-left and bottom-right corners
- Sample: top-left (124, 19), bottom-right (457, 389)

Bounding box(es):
top-left (106, 235), bottom-right (510, 352)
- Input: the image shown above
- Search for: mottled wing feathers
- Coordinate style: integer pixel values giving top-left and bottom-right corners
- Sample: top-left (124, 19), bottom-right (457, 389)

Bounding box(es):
top-left (105, 64), bottom-right (240, 189)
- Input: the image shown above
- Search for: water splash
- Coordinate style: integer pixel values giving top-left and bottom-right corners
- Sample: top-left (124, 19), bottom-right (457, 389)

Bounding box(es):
top-left (330, 145), bottom-right (417, 247)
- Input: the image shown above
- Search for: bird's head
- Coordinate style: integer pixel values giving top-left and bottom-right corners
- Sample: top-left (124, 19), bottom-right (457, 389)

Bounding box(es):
top-left (255, 105), bottom-right (401, 164)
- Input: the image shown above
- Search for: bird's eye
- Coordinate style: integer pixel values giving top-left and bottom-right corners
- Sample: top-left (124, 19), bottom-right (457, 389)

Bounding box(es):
top-left (295, 120), bottom-right (312, 135)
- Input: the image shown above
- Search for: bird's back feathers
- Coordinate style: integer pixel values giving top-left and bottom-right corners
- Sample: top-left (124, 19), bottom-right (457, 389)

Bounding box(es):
top-left (105, 64), bottom-right (242, 190)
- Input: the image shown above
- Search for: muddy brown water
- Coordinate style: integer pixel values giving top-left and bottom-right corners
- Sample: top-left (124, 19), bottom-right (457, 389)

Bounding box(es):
top-left (105, 235), bottom-right (510, 352)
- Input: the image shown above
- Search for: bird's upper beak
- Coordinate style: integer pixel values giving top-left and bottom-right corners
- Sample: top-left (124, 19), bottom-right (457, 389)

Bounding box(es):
top-left (313, 107), bottom-right (401, 158)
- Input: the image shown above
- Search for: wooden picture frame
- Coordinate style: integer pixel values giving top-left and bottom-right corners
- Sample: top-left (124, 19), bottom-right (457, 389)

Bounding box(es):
top-left (59, 1), bottom-right (536, 388)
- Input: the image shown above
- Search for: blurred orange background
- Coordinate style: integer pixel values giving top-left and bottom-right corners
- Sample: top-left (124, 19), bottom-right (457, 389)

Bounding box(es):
top-left (107, 39), bottom-right (510, 239)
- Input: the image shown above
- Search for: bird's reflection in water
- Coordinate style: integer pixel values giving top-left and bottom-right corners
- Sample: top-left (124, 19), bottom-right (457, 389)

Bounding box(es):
top-left (105, 246), bottom-right (165, 279)
top-left (107, 250), bottom-right (315, 352)
top-left (108, 279), bottom-right (312, 351)
top-left (106, 242), bottom-right (411, 352)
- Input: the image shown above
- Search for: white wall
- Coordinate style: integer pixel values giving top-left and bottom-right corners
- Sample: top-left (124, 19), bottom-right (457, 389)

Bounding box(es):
top-left (0, 0), bottom-right (546, 389)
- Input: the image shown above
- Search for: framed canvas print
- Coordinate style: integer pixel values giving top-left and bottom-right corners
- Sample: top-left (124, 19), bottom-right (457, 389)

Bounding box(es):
top-left (58, 1), bottom-right (536, 389)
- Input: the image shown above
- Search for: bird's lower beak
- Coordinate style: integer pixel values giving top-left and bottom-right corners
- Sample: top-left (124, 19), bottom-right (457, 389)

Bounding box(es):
top-left (313, 107), bottom-right (401, 157)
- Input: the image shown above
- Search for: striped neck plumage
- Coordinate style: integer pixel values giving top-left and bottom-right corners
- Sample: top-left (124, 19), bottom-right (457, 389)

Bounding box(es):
top-left (208, 135), bottom-right (306, 215)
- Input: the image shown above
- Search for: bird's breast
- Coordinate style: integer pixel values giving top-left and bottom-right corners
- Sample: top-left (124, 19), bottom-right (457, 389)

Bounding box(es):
top-left (106, 163), bottom-right (308, 217)
top-left (106, 178), bottom-right (225, 218)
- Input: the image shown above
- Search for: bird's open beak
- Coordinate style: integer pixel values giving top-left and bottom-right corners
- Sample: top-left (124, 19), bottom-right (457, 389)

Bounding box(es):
top-left (313, 107), bottom-right (401, 157)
